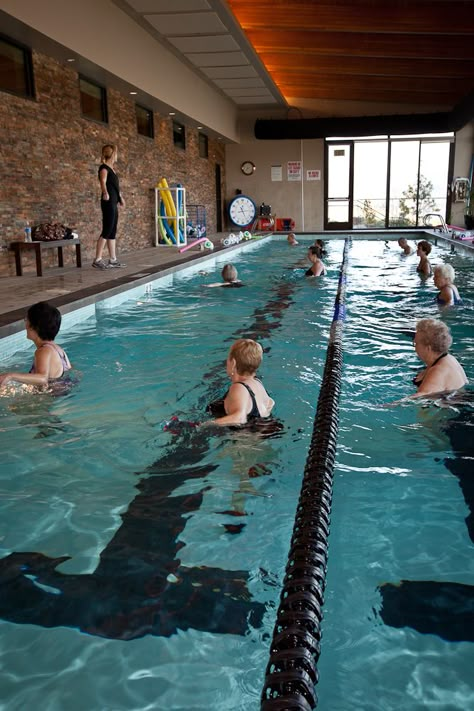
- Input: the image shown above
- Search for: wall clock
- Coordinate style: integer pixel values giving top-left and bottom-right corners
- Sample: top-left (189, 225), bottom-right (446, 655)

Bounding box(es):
top-left (241, 160), bottom-right (256, 176)
top-left (228, 195), bottom-right (257, 227)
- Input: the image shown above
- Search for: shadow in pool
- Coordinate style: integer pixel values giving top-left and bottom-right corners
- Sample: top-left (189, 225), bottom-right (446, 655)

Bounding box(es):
top-left (379, 404), bottom-right (474, 642)
top-left (0, 271), bottom-right (300, 640)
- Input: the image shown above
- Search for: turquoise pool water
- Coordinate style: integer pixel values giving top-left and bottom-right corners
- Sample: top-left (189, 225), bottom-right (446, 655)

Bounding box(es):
top-left (0, 237), bottom-right (472, 710)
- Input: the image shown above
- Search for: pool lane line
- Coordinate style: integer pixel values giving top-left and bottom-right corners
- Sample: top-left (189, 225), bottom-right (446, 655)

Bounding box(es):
top-left (261, 238), bottom-right (351, 711)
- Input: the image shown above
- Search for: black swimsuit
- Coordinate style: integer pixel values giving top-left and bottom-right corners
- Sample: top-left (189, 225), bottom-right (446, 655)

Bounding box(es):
top-left (413, 352), bottom-right (448, 387)
top-left (235, 382), bottom-right (261, 418)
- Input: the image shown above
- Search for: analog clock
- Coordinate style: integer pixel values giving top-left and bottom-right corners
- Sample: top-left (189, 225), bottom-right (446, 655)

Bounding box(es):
top-left (241, 161), bottom-right (256, 176)
top-left (228, 195), bottom-right (257, 227)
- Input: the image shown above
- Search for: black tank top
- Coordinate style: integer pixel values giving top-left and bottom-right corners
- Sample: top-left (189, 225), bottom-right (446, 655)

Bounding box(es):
top-left (99, 164), bottom-right (121, 203)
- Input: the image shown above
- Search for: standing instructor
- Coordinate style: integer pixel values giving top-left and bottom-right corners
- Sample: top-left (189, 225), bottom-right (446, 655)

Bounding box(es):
top-left (93, 144), bottom-right (125, 269)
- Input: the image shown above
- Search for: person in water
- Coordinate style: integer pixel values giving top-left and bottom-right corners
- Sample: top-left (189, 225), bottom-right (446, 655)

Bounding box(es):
top-left (206, 339), bottom-right (274, 426)
top-left (411, 319), bottom-right (467, 397)
top-left (0, 301), bottom-right (72, 388)
top-left (287, 233), bottom-right (298, 246)
top-left (433, 264), bottom-right (462, 306)
top-left (204, 263), bottom-right (243, 288)
top-left (305, 245), bottom-right (326, 277)
top-left (398, 237), bottom-right (414, 255)
top-left (416, 240), bottom-right (433, 277)
top-left (313, 238), bottom-right (327, 255)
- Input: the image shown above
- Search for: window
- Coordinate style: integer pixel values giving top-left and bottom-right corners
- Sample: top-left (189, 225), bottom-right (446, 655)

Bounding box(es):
top-left (0, 35), bottom-right (34, 98)
top-left (136, 104), bottom-right (154, 138)
top-left (173, 120), bottom-right (186, 150)
top-left (79, 76), bottom-right (107, 123)
top-left (198, 132), bottom-right (208, 159)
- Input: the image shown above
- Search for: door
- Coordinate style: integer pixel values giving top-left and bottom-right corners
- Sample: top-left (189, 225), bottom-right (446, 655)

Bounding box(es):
top-left (325, 142), bottom-right (353, 230)
top-left (215, 164), bottom-right (222, 233)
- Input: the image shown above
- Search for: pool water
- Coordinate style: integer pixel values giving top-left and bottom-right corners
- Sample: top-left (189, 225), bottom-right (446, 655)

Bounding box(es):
top-left (0, 237), bottom-right (472, 710)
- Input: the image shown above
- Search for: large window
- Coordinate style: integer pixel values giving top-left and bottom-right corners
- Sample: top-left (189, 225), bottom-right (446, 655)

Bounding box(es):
top-left (79, 77), bottom-right (107, 123)
top-left (173, 120), bottom-right (186, 150)
top-left (0, 36), bottom-right (34, 98)
top-left (136, 104), bottom-right (154, 138)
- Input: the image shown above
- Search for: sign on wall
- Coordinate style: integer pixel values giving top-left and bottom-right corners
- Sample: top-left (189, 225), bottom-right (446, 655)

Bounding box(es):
top-left (287, 161), bottom-right (302, 181)
top-left (306, 169), bottom-right (321, 181)
top-left (271, 165), bottom-right (283, 181)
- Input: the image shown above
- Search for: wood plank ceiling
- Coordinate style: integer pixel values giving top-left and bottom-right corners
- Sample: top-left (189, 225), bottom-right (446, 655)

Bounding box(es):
top-left (227, 0), bottom-right (474, 116)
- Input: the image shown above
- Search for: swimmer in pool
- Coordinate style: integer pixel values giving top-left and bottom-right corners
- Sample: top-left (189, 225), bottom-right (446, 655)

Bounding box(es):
top-left (416, 240), bottom-right (433, 277)
top-left (305, 245), bottom-right (326, 277)
top-left (205, 339), bottom-right (274, 426)
top-left (204, 263), bottom-right (243, 288)
top-left (287, 233), bottom-right (298, 246)
top-left (398, 237), bottom-right (414, 256)
top-left (0, 301), bottom-right (72, 389)
top-left (411, 319), bottom-right (467, 398)
top-left (433, 264), bottom-right (462, 306)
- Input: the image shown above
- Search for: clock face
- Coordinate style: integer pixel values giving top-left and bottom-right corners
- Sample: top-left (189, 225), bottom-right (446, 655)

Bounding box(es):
top-left (241, 161), bottom-right (255, 176)
top-left (228, 195), bottom-right (256, 227)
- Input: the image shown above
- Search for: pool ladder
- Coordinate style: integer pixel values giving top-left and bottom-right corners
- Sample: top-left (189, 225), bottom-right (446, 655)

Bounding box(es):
top-left (423, 213), bottom-right (449, 234)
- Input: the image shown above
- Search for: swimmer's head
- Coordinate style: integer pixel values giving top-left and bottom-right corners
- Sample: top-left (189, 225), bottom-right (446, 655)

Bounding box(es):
top-left (398, 238), bottom-right (408, 247)
top-left (26, 301), bottom-right (61, 340)
top-left (228, 339), bottom-right (263, 376)
top-left (308, 245), bottom-right (322, 261)
top-left (417, 240), bottom-right (432, 255)
top-left (287, 233), bottom-right (297, 245)
top-left (221, 264), bottom-right (238, 282)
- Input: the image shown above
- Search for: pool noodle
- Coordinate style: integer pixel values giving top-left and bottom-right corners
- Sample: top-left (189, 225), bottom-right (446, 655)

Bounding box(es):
top-left (178, 237), bottom-right (208, 253)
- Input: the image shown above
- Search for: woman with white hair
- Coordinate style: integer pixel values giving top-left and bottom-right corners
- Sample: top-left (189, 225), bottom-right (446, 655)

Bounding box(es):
top-left (434, 264), bottom-right (462, 306)
top-left (412, 319), bottom-right (467, 397)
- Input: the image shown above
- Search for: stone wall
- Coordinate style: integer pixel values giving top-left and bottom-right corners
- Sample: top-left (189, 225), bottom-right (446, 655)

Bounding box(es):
top-left (0, 51), bottom-right (225, 276)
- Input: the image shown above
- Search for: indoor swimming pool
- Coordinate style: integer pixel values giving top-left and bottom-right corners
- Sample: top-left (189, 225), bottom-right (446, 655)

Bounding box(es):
top-left (0, 235), bottom-right (472, 710)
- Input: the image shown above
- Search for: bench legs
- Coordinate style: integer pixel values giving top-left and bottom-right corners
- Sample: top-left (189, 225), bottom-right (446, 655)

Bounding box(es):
top-left (13, 246), bottom-right (23, 276)
top-left (75, 243), bottom-right (82, 268)
top-left (35, 244), bottom-right (43, 277)
top-left (57, 246), bottom-right (64, 268)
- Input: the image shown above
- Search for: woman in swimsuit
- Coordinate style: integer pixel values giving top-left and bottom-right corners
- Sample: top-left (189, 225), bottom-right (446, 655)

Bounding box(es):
top-left (416, 240), bottom-right (433, 277)
top-left (411, 318), bottom-right (467, 397)
top-left (433, 264), bottom-right (462, 306)
top-left (206, 339), bottom-right (274, 426)
top-left (0, 301), bottom-right (72, 389)
top-left (305, 245), bottom-right (326, 277)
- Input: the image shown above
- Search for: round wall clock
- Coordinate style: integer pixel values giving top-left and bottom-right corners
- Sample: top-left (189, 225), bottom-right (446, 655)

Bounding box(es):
top-left (228, 194), bottom-right (257, 227)
top-left (241, 160), bottom-right (256, 176)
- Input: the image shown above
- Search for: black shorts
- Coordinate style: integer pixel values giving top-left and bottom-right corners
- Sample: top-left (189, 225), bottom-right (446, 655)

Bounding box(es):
top-left (101, 199), bottom-right (119, 239)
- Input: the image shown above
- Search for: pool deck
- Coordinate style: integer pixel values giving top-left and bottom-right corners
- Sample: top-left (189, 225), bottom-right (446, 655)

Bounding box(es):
top-left (0, 232), bottom-right (267, 339)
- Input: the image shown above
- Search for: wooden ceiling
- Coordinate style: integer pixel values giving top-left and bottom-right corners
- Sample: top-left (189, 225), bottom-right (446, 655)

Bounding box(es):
top-left (227, 0), bottom-right (474, 116)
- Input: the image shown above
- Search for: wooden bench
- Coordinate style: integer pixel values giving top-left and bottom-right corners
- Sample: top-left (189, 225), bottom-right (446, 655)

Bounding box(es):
top-left (10, 238), bottom-right (82, 277)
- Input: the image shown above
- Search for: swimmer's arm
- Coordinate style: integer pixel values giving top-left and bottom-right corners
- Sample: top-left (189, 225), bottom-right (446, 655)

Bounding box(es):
top-left (438, 286), bottom-right (453, 306)
top-left (409, 369), bottom-right (446, 398)
top-left (2, 347), bottom-right (56, 387)
top-left (207, 384), bottom-right (249, 426)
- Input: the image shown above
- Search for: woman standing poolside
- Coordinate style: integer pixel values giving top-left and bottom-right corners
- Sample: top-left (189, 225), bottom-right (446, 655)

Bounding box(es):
top-left (93, 144), bottom-right (126, 270)
top-left (411, 319), bottom-right (467, 397)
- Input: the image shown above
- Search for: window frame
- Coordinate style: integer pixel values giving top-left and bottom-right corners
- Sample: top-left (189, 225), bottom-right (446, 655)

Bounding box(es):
top-left (135, 103), bottom-right (154, 139)
top-left (173, 120), bottom-right (186, 151)
top-left (0, 34), bottom-right (35, 99)
top-left (79, 75), bottom-right (108, 124)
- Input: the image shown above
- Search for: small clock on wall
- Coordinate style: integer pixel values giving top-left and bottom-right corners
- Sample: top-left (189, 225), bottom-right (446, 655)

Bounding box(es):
top-left (228, 194), bottom-right (257, 227)
top-left (241, 160), bottom-right (256, 176)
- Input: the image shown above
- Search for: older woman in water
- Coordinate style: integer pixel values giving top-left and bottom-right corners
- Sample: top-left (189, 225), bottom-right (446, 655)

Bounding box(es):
top-left (411, 318), bottom-right (467, 397)
top-left (206, 339), bottom-right (274, 426)
top-left (433, 264), bottom-right (462, 306)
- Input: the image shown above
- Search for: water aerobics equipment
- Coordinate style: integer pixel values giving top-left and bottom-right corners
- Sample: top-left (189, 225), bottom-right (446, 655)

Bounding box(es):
top-left (155, 179), bottom-right (186, 246)
top-left (178, 238), bottom-right (213, 253)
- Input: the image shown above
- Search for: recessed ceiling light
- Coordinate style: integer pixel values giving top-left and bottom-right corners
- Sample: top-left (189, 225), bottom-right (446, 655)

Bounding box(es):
top-left (169, 112), bottom-right (175, 116)
top-left (197, 126), bottom-right (203, 130)
top-left (66, 58), bottom-right (75, 62)
top-left (130, 91), bottom-right (137, 95)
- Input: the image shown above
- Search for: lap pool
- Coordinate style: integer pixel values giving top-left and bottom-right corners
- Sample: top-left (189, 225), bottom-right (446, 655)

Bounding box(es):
top-left (0, 236), bottom-right (472, 710)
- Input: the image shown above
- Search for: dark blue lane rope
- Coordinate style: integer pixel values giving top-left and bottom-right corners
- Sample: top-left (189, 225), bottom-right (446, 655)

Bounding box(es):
top-left (261, 238), bottom-right (351, 711)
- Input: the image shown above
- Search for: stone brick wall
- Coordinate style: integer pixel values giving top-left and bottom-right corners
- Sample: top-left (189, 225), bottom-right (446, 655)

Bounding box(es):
top-left (0, 51), bottom-right (225, 276)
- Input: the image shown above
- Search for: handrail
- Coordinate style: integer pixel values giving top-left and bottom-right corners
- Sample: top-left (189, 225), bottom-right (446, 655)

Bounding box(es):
top-left (423, 213), bottom-right (449, 233)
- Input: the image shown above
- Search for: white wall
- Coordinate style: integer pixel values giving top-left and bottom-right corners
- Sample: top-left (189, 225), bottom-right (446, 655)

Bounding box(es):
top-left (452, 121), bottom-right (474, 227)
top-left (225, 138), bottom-right (324, 232)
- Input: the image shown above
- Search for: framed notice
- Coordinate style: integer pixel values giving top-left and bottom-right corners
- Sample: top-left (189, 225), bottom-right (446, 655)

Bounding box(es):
top-left (307, 169), bottom-right (321, 181)
top-left (287, 161), bottom-right (302, 181)
top-left (271, 165), bottom-right (282, 181)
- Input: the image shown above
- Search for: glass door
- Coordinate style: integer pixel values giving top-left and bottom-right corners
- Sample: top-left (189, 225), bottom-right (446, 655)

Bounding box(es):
top-left (325, 142), bottom-right (353, 230)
